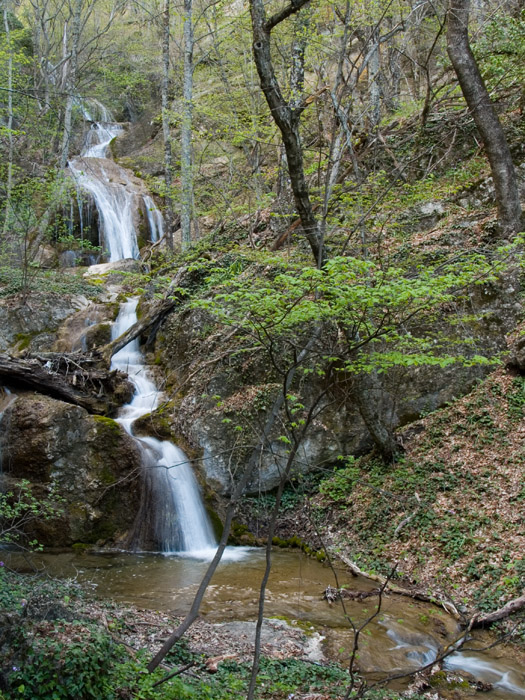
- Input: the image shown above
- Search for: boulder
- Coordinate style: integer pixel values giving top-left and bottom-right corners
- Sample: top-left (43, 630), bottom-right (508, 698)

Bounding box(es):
top-left (0, 295), bottom-right (81, 354)
top-left (1, 393), bottom-right (142, 546)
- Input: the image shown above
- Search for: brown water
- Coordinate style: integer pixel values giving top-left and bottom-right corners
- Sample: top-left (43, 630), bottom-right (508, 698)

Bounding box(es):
top-left (9, 548), bottom-right (525, 698)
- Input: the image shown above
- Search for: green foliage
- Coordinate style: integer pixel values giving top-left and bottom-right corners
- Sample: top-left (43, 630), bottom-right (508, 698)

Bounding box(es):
top-left (319, 458), bottom-right (361, 502)
top-left (507, 376), bottom-right (525, 420)
top-left (8, 622), bottom-right (123, 699)
top-left (0, 479), bottom-right (64, 550)
top-left (474, 10), bottom-right (525, 98)
top-left (196, 657), bottom-right (351, 699)
top-left (0, 266), bottom-right (101, 298)
top-left (193, 248), bottom-right (507, 374)
top-left (55, 235), bottom-right (102, 256)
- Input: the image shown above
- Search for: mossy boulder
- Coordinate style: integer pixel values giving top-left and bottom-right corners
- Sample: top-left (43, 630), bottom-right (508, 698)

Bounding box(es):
top-left (2, 393), bottom-right (142, 546)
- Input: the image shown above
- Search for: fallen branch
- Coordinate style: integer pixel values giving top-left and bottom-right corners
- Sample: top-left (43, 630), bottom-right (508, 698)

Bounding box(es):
top-left (98, 266), bottom-right (191, 365)
top-left (336, 553), bottom-right (460, 616)
top-left (471, 593), bottom-right (525, 628)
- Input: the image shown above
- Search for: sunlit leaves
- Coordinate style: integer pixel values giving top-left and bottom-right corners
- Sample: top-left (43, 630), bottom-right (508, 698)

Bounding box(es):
top-left (192, 248), bottom-right (508, 373)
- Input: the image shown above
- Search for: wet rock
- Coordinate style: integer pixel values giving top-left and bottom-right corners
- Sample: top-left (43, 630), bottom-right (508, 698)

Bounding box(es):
top-left (0, 295), bottom-right (79, 354)
top-left (2, 393), bottom-right (142, 546)
top-left (54, 302), bottom-right (116, 353)
top-left (84, 259), bottom-right (141, 278)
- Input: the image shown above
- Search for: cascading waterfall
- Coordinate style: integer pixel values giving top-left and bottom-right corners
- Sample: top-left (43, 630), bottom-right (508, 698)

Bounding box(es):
top-left (143, 195), bottom-right (164, 243)
top-left (111, 299), bottom-right (217, 555)
top-left (68, 100), bottom-right (217, 555)
top-left (69, 102), bottom-right (164, 262)
top-left (0, 388), bottom-right (13, 472)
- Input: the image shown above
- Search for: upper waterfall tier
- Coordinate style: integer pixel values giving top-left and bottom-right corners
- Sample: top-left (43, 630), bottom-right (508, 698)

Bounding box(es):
top-left (82, 122), bottom-right (123, 158)
top-left (69, 156), bottom-right (145, 261)
top-left (68, 107), bottom-right (164, 262)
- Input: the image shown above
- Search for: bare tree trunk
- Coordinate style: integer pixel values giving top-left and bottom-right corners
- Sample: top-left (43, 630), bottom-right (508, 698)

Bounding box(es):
top-left (59, 0), bottom-right (82, 170)
top-left (2, 1), bottom-right (13, 238)
top-left (447, 0), bottom-right (522, 237)
top-left (161, 0), bottom-right (174, 251)
top-left (249, 0), bottom-right (325, 266)
top-left (180, 0), bottom-right (193, 250)
top-left (353, 371), bottom-right (400, 462)
top-left (368, 28), bottom-right (381, 128)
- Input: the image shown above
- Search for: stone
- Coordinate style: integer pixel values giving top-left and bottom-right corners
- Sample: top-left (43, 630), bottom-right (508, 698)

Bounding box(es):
top-left (0, 295), bottom-right (79, 354)
top-left (1, 393), bottom-right (142, 546)
top-left (84, 259), bottom-right (141, 277)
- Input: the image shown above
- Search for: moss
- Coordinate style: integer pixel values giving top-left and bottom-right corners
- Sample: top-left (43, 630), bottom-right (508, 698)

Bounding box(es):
top-left (92, 415), bottom-right (121, 433)
top-left (133, 408), bottom-right (173, 440)
top-left (98, 465), bottom-right (116, 486)
top-left (429, 671), bottom-right (471, 690)
top-left (13, 332), bottom-right (34, 350)
top-left (269, 615), bottom-right (316, 635)
top-left (208, 508), bottom-right (224, 539)
top-left (84, 322), bottom-right (111, 349)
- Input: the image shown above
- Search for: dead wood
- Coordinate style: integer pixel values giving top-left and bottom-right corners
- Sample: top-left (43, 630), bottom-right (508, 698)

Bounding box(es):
top-left (324, 585), bottom-right (381, 603)
top-left (471, 594), bottom-right (525, 628)
top-left (0, 352), bottom-right (131, 415)
top-left (337, 553), bottom-right (460, 616)
top-left (98, 265), bottom-right (191, 365)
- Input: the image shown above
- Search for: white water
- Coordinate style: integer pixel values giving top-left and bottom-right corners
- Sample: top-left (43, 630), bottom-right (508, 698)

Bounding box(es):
top-left (143, 195), bottom-right (164, 243)
top-left (70, 158), bottom-right (140, 261)
top-left (445, 652), bottom-right (525, 695)
top-left (69, 103), bottom-right (164, 261)
top-left (110, 299), bottom-right (217, 556)
top-left (384, 623), bottom-right (525, 696)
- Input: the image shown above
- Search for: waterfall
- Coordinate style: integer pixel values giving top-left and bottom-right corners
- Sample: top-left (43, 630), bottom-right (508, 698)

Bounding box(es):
top-left (71, 101), bottom-right (217, 556)
top-left (69, 158), bottom-right (140, 262)
top-left (0, 388), bottom-right (13, 473)
top-left (69, 103), bottom-right (164, 262)
top-left (111, 299), bottom-right (217, 555)
top-left (143, 195), bottom-right (164, 243)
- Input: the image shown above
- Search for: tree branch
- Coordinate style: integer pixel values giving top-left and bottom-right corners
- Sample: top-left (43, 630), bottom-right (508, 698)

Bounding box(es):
top-left (265, 0), bottom-right (311, 32)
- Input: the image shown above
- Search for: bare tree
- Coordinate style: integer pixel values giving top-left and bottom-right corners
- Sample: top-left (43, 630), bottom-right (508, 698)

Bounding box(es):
top-left (249, 0), bottom-right (325, 266)
top-left (180, 0), bottom-right (193, 250)
top-left (161, 0), bottom-right (174, 251)
top-left (447, 0), bottom-right (522, 237)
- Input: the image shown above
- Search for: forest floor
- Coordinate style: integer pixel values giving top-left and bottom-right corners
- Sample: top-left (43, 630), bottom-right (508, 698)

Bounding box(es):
top-left (255, 364), bottom-right (525, 630)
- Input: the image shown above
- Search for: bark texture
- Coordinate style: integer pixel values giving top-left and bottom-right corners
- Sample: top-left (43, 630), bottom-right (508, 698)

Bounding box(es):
top-left (249, 0), bottom-right (325, 266)
top-left (447, 0), bottom-right (522, 236)
top-left (0, 353), bottom-right (131, 415)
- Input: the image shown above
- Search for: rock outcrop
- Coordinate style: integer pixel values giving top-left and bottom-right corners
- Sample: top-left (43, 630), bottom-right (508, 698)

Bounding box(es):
top-left (151, 268), bottom-right (521, 496)
top-left (1, 393), bottom-right (142, 546)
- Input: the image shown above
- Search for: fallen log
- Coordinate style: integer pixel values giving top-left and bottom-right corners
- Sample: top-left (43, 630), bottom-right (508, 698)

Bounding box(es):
top-left (0, 353), bottom-right (132, 415)
top-left (99, 297), bottom-right (178, 365)
top-left (471, 593), bottom-right (525, 628)
top-left (337, 553), bottom-right (460, 616)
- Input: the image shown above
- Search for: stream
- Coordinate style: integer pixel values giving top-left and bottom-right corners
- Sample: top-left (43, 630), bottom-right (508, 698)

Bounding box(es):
top-left (10, 548), bottom-right (525, 698)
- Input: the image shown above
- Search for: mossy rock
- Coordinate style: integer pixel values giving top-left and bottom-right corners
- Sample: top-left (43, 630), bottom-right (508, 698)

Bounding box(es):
top-left (133, 408), bottom-right (173, 440)
top-left (84, 322), bottom-right (112, 350)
